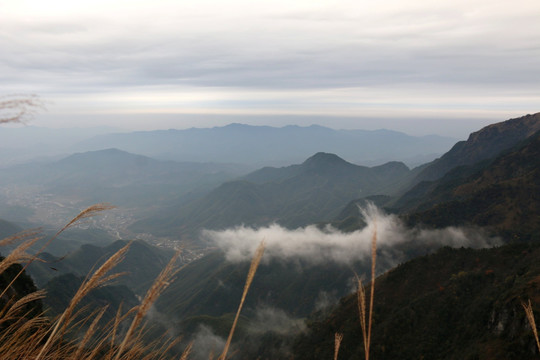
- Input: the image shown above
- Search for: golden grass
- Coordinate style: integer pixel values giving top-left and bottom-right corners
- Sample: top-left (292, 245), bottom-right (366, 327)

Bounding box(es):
top-left (218, 240), bottom-right (265, 360)
top-left (334, 332), bottom-right (344, 360)
top-left (522, 299), bottom-right (540, 354)
top-left (35, 241), bottom-right (131, 360)
top-left (114, 250), bottom-right (181, 360)
top-left (357, 221), bottom-right (377, 360)
top-left (0, 204), bottom-right (190, 360)
top-left (0, 203), bottom-right (115, 302)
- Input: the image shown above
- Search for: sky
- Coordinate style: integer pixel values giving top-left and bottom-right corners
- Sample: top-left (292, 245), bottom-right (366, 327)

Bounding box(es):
top-left (1, 0), bottom-right (539, 137)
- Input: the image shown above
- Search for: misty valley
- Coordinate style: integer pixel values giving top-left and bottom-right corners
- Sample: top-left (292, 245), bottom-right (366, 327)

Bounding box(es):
top-left (1, 114), bottom-right (540, 359)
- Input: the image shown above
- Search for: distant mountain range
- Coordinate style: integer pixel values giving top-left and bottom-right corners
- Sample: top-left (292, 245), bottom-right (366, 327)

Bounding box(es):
top-left (0, 148), bottom-right (247, 221)
top-left (74, 123), bottom-right (457, 167)
top-left (0, 126), bottom-right (121, 166)
top-left (0, 123), bottom-right (457, 168)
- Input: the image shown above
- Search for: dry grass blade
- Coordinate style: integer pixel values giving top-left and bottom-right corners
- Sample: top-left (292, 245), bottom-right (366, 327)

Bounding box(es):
top-left (0, 204), bottom-right (115, 302)
top-left (366, 220), bottom-right (377, 359)
top-left (107, 302), bottom-right (124, 356)
top-left (55, 203), bottom-right (116, 238)
top-left (179, 341), bottom-right (194, 360)
top-left (0, 236), bottom-right (41, 276)
top-left (522, 299), bottom-right (540, 353)
top-left (356, 220), bottom-right (377, 360)
top-left (356, 276), bottom-right (368, 360)
top-left (114, 250), bottom-right (181, 360)
top-left (35, 242), bottom-right (131, 360)
top-left (0, 236), bottom-right (44, 311)
top-left (0, 318), bottom-right (49, 358)
top-left (72, 306), bottom-right (109, 359)
top-left (0, 229), bottom-right (41, 248)
top-left (218, 240), bottom-right (265, 360)
top-left (334, 332), bottom-right (344, 360)
top-left (152, 335), bottom-right (184, 360)
top-left (3, 289), bottom-right (46, 321)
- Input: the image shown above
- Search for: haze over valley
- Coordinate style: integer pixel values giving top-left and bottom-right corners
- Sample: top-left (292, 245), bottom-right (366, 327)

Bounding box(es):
top-left (1, 111), bottom-right (540, 358)
top-left (2, 0), bottom-right (540, 358)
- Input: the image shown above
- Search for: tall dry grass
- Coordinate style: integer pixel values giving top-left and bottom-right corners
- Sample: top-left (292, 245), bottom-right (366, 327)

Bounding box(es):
top-left (218, 240), bottom-right (265, 360)
top-left (0, 204), bottom-right (189, 360)
top-left (522, 299), bottom-right (540, 354)
top-left (334, 332), bottom-right (344, 360)
top-left (356, 221), bottom-right (377, 360)
top-left (0, 203), bottom-right (269, 360)
top-left (113, 250), bottom-right (181, 360)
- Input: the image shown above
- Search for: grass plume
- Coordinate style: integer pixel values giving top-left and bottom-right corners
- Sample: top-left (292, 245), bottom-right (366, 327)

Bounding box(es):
top-left (35, 242), bottom-right (131, 360)
top-left (0, 203), bottom-right (115, 302)
top-left (522, 299), bottom-right (540, 354)
top-left (218, 240), bottom-right (265, 360)
top-left (334, 332), bottom-right (344, 360)
top-left (357, 220), bottom-right (377, 360)
top-left (114, 251), bottom-right (181, 360)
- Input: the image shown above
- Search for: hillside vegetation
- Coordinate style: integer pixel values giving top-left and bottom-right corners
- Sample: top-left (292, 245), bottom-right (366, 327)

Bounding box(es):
top-left (293, 243), bottom-right (540, 360)
top-left (131, 153), bottom-right (411, 239)
top-left (401, 131), bottom-right (540, 241)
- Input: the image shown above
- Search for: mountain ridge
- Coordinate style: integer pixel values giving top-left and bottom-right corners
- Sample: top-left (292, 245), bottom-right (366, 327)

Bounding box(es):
top-left (413, 112), bottom-right (540, 182)
top-left (130, 153), bottom-right (411, 239)
top-left (75, 123), bottom-right (456, 167)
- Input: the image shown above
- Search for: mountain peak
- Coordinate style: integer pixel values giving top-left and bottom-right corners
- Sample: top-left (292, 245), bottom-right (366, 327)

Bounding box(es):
top-left (303, 152), bottom-right (349, 165)
top-left (466, 112), bottom-right (540, 144)
top-left (415, 112), bottom-right (540, 182)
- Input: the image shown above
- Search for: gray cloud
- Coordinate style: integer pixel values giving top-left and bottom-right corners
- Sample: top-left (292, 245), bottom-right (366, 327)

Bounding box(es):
top-left (313, 290), bottom-right (339, 313)
top-left (190, 326), bottom-right (226, 360)
top-left (247, 306), bottom-right (306, 336)
top-left (1, 0), bottom-right (539, 131)
top-left (2, 2), bottom-right (540, 91)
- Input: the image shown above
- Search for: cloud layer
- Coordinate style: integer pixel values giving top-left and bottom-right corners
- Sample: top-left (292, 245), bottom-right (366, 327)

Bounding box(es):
top-left (202, 203), bottom-right (501, 266)
top-left (1, 0), bottom-right (539, 132)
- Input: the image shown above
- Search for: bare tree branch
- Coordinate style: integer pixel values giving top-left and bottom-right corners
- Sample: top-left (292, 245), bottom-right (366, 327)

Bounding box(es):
top-left (0, 94), bottom-right (45, 124)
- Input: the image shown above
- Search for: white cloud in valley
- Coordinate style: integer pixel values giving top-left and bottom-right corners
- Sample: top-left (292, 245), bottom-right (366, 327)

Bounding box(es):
top-left (202, 203), bottom-right (501, 265)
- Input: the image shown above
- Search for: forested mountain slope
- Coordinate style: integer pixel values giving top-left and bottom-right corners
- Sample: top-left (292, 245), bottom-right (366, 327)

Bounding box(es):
top-left (293, 243), bottom-right (540, 360)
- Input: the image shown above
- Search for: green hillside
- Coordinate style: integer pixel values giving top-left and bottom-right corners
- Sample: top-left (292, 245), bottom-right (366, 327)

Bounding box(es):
top-left (43, 273), bottom-right (138, 324)
top-left (0, 148), bottom-right (243, 209)
top-left (292, 243), bottom-right (540, 360)
top-left (131, 153), bottom-right (411, 239)
top-left (27, 239), bottom-right (175, 295)
top-left (328, 118), bottom-right (540, 239)
top-left (401, 131), bottom-right (540, 241)
top-left (413, 113), bottom-right (540, 182)
top-left (157, 251), bottom-right (367, 320)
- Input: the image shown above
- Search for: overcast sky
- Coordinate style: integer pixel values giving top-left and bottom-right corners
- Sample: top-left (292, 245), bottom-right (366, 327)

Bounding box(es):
top-left (1, 0), bottom-right (539, 137)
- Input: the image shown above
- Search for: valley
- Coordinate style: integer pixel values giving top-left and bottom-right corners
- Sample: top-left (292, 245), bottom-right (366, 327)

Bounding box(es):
top-left (3, 2), bottom-right (539, 357)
